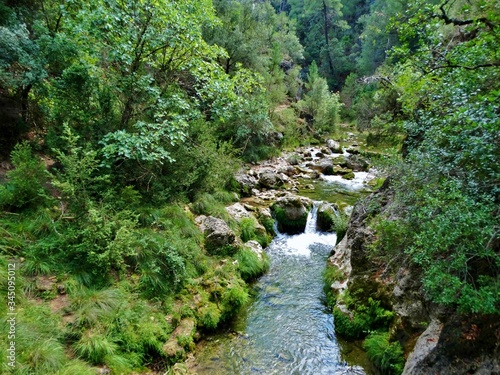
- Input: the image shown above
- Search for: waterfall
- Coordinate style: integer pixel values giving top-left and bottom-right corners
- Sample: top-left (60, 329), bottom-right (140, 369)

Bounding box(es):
top-left (304, 201), bottom-right (321, 234)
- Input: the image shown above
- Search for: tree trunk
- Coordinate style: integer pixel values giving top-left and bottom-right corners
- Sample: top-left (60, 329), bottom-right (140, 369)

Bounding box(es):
top-left (322, 0), bottom-right (335, 78)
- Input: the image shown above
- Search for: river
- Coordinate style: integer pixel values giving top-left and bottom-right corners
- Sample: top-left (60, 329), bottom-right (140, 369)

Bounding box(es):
top-left (187, 170), bottom-right (376, 374)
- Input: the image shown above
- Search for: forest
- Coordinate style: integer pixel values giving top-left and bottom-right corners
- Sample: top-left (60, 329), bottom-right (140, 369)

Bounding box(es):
top-left (0, 0), bottom-right (498, 374)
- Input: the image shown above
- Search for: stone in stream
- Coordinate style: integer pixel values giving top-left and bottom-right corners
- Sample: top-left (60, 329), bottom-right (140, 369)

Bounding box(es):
top-left (258, 170), bottom-right (284, 189)
top-left (271, 195), bottom-right (313, 234)
top-left (316, 202), bottom-right (339, 232)
top-left (326, 139), bottom-right (342, 153)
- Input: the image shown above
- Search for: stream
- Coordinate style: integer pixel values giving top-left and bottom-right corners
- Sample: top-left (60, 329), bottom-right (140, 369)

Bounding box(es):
top-left (188, 169), bottom-right (375, 375)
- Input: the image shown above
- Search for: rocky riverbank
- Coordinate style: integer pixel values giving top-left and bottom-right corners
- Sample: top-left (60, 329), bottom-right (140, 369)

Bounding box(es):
top-left (327, 179), bottom-right (500, 374)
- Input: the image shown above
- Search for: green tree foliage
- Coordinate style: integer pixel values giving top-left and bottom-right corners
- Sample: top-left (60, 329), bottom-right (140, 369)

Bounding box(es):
top-left (297, 61), bottom-right (342, 133)
top-left (288, 0), bottom-right (349, 89)
top-left (371, 0), bottom-right (500, 314)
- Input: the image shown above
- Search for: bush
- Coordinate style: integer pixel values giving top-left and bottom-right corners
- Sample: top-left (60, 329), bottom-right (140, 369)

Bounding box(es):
top-left (333, 295), bottom-right (394, 339)
top-left (0, 142), bottom-right (50, 209)
top-left (322, 265), bottom-right (345, 307)
top-left (363, 332), bottom-right (405, 375)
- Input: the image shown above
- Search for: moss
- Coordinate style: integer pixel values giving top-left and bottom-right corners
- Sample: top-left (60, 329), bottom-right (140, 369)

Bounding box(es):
top-left (271, 205), bottom-right (308, 234)
top-left (235, 247), bottom-right (270, 281)
top-left (342, 171), bottom-right (355, 180)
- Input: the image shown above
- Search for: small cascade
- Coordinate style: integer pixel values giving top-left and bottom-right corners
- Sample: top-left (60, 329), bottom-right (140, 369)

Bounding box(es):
top-left (304, 201), bottom-right (321, 234)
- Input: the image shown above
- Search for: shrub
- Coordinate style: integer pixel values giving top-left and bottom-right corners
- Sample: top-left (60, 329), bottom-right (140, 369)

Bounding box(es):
top-left (239, 217), bottom-right (258, 243)
top-left (322, 265), bottom-right (345, 307)
top-left (0, 142), bottom-right (50, 209)
top-left (71, 288), bottom-right (124, 328)
top-left (333, 295), bottom-right (394, 339)
top-left (363, 332), bottom-right (405, 375)
top-left (17, 338), bottom-right (67, 374)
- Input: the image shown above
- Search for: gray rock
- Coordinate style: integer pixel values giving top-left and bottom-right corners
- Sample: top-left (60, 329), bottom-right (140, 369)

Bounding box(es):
top-left (198, 216), bottom-right (236, 251)
top-left (259, 171), bottom-right (284, 189)
top-left (326, 139), bottom-right (342, 153)
top-left (403, 320), bottom-right (443, 375)
top-left (225, 203), bottom-right (252, 221)
top-left (271, 195), bottom-right (312, 234)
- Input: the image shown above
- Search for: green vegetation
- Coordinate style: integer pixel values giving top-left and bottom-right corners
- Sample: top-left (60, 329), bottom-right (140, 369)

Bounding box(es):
top-left (1, 0), bottom-right (499, 372)
top-left (333, 292), bottom-right (394, 340)
top-left (363, 332), bottom-right (405, 375)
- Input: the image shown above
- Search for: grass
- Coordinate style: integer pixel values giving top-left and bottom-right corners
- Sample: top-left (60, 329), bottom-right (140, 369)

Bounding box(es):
top-left (235, 247), bottom-right (270, 281)
top-left (73, 330), bottom-right (118, 364)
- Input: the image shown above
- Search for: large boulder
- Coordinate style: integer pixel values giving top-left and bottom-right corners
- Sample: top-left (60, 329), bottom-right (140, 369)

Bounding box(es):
top-left (225, 203), bottom-right (252, 221)
top-left (326, 139), bottom-right (342, 153)
top-left (259, 171), bottom-right (284, 189)
top-left (316, 202), bottom-right (338, 232)
top-left (234, 172), bottom-right (258, 196)
top-left (311, 158), bottom-right (334, 175)
top-left (345, 154), bottom-right (370, 172)
top-left (197, 216), bottom-right (236, 253)
top-left (271, 195), bottom-right (312, 234)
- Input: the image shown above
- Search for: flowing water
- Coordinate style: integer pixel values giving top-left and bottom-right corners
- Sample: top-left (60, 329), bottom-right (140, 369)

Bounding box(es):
top-left (188, 202), bottom-right (374, 375)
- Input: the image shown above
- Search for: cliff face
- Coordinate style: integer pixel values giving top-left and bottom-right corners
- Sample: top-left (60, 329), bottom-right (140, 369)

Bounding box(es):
top-left (329, 180), bottom-right (500, 374)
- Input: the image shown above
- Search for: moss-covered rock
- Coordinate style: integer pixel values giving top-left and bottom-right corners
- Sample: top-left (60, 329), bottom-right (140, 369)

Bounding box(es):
top-left (271, 195), bottom-right (312, 234)
top-left (342, 171), bottom-right (355, 180)
top-left (317, 202), bottom-right (338, 232)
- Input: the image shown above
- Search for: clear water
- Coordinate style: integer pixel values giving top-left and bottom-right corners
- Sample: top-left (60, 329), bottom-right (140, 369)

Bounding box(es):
top-left (188, 206), bottom-right (371, 375)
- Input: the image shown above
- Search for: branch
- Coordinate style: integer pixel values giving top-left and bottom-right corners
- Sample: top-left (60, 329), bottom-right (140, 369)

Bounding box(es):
top-left (426, 61), bottom-right (500, 73)
top-left (436, 1), bottom-right (495, 29)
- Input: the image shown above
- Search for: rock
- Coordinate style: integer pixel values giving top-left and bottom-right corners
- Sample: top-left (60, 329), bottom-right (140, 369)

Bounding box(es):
top-left (259, 171), bottom-right (284, 189)
top-left (317, 202), bottom-right (338, 232)
top-left (311, 158), bottom-right (334, 175)
top-left (279, 165), bottom-right (297, 177)
top-left (271, 195), bottom-right (312, 234)
top-left (197, 216), bottom-right (236, 252)
top-left (342, 171), bottom-right (355, 180)
top-left (332, 166), bottom-right (353, 175)
top-left (163, 318), bottom-right (196, 359)
top-left (331, 155), bottom-right (349, 167)
top-left (326, 139), bottom-right (342, 153)
top-left (244, 240), bottom-right (264, 259)
top-left (234, 172), bottom-right (258, 196)
top-left (225, 203), bottom-right (252, 221)
top-left (35, 276), bottom-right (56, 292)
top-left (403, 320), bottom-right (443, 375)
top-left (345, 147), bottom-right (360, 155)
top-left (345, 154), bottom-right (370, 172)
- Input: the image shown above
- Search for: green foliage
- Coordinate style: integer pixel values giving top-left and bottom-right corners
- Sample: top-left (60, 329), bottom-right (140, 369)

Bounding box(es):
top-left (134, 236), bottom-right (187, 298)
top-left (334, 294), bottom-right (394, 339)
top-left (192, 192), bottom-right (234, 222)
top-left (322, 265), bottom-right (345, 307)
top-left (363, 332), bottom-right (405, 375)
top-left (332, 212), bottom-right (349, 243)
top-left (71, 287), bottom-right (124, 328)
top-left (297, 62), bottom-right (343, 133)
top-left (74, 330), bottom-right (118, 365)
top-left (234, 247), bottom-right (270, 281)
top-left (240, 217), bottom-right (258, 243)
top-left (0, 142), bottom-right (50, 209)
